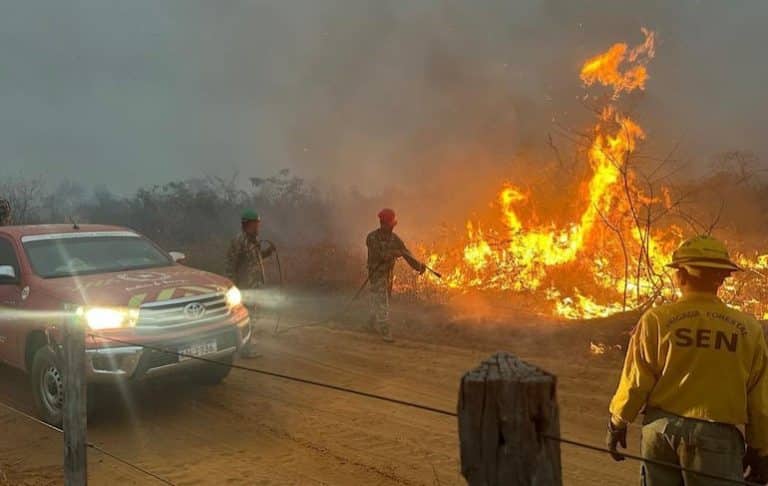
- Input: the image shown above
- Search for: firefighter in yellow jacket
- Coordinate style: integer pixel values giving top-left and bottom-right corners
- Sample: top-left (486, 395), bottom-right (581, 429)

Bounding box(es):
top-left (607, 235), bottom-right (768, 484)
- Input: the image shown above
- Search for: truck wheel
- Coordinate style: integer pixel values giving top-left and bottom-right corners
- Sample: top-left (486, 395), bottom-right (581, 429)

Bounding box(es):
top-left (30, 346), bottom-right (64, 427)
top-left (30, 346), bottom-right (97, 427)
top-left (189, 355), bottom-right (233, 385)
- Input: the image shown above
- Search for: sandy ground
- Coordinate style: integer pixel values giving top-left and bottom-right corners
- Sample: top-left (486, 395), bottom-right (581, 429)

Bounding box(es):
top-left (0, 293), bottom-right (644, 485)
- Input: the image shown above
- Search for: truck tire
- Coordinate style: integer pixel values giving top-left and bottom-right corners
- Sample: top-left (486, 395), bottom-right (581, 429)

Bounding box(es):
top-left (189, 355), bottom-right (233, 385)
top-left (30, 346), bottom-right (65, 427)
top-left (30, 346), bottom-right (97, 427)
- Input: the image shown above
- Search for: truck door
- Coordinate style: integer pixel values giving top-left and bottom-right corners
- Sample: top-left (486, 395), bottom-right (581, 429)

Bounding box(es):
top-left (0, 236), bottom-right (23, 367)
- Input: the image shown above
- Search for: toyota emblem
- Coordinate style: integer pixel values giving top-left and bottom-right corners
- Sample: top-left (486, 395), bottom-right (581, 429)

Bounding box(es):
top-left (183, 302), bottom-right (206, 319)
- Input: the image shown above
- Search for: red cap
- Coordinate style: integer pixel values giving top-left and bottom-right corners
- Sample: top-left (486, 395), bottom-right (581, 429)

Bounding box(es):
top-left (378, 208), bottom-right (397, 227)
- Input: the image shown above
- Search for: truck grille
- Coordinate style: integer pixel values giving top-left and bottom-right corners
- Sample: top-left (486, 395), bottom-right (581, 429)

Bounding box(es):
top-left (137, 293), bottom-right (230, 328)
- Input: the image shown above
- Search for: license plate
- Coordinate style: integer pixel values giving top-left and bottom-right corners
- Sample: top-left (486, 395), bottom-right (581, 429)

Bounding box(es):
top-left (179, 340), bottom-right (217, 361)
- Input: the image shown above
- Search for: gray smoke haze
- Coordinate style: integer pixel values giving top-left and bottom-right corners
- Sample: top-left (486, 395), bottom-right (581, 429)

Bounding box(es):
top-left (1, 0), bottom-right (767, 223)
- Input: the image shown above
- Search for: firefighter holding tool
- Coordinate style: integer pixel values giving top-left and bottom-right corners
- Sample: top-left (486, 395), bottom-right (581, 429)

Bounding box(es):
top-left (366, 208), bottom-right (427, 342)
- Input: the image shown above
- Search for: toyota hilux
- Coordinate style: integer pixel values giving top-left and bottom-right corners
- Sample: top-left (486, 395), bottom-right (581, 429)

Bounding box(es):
top-left (0, 224), bottom-right (250, 425)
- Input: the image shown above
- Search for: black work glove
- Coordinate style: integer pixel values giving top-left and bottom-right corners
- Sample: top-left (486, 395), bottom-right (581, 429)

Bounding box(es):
top-left (418, 262), bottom-right (427, 275)
top-left (744, 447), bottom-right (768, 484)
top-left (606, 419), bottom-right (628, 462)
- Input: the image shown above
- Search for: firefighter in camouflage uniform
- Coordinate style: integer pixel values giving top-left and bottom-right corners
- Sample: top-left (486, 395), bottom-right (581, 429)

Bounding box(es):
top-left (0, 198), bottom-right (11, 226)
top-left (366, 208), bottom-right (426, 342)
top-left (225, 209), bottom-right (275, 358)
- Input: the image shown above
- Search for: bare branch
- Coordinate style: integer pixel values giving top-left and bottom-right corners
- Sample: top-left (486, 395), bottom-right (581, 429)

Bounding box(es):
top-left (546, 133), bottom-right (566, 170)
top-left (673, 210), bottom-right (707, 234)
top-left (705, 200), bottom-right (726, 235)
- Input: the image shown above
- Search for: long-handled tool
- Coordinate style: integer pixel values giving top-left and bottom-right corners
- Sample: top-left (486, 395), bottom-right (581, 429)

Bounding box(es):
top-left (335, 272), bottom-right (373, 320)
top-left (275, 253), bottom-right (441, 336)
top-left (274, 262), bottom-right (381, 335)
top-left (402, 249), bottom-right (443, 279)
top-left (425, 266), bottom-right (442, 279)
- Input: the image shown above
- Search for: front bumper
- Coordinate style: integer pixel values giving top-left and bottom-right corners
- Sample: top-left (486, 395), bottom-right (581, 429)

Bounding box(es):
top-left (86, 315), bottom-right (250, 383)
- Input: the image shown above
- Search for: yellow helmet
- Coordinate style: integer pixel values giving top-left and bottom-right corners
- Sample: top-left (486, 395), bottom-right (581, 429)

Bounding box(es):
top-left (667, 235), bottom-right (741, 275)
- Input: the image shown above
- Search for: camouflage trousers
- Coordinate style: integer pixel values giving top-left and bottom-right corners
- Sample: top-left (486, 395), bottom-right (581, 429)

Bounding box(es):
top-left (640, 409), bottom-right (745, 486)
top-left (369, 276), bottom-right (391, 332)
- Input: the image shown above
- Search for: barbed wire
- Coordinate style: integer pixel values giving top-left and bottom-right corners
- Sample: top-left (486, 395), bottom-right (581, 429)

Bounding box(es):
top-left (0, 400), bottom-right (175, 485)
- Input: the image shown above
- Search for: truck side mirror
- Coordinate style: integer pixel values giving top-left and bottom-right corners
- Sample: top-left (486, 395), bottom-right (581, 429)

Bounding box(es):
top-left (169, 252), bottom-right (187, 264)
top-left (0, 265), bottom-right (18, 283)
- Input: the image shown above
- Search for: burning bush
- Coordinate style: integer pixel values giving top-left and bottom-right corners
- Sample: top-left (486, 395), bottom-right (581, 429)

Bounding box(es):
top-left (408, 30), bottom-right (768, 321)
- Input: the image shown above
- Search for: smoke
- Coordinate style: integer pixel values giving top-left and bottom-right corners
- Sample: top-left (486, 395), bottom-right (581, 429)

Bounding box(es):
top-left (2, 1), bottom-right (768, 244)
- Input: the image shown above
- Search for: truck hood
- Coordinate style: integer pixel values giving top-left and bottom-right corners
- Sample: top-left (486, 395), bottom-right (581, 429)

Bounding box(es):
top-left (37, 265), bottom-right (231, 308)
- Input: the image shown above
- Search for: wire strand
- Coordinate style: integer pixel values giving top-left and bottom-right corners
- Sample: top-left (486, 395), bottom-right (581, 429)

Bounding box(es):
top-left (548, 435), bottom-right (762, 486)
top-left (86, 333), bottom-right (762, 485)
top-left (0, 400), bottom-right (63, 434)
top-left (0, 400), bottom-right (175, 485)
top-left (87, 442), bottom-right (175, 486)
top-left (89, 332), bottom-right (456, 417)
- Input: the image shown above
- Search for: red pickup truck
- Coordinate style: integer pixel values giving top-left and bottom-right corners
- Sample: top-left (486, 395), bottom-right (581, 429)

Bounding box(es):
top-left (0, 224), bottom-right (251, 425)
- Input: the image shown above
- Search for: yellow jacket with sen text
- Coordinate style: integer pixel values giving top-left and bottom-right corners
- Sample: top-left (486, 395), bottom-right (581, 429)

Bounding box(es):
top-left (609, 292), bottom-right (768, 452)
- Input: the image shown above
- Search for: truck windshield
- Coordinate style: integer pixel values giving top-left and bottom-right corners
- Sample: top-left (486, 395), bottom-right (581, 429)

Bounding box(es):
top-left (24, 235), bottom-right (173, 278)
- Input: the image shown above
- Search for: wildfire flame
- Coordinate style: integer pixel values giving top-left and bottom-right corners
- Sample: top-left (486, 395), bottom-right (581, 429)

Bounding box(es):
top-left (409, 29), bottom-right (768, 321)
top-left (580, 27), bottom-right (656, 99)
top-left (420, 29), bottom-right (678, 319)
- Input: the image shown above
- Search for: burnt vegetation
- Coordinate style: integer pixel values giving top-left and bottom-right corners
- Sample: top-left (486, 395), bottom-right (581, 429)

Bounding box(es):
top-left (0, 170), bottom-right (364, 289)
top-left (1, 154), bottom-right (766, 304)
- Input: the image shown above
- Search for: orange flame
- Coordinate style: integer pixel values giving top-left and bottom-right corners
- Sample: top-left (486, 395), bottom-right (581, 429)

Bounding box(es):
top-left (422, 29), bottom-right (673, 319)
top-left (410, 29), bottom-right (768, 322)
top-left (580, 27), bottom-right (656, 98)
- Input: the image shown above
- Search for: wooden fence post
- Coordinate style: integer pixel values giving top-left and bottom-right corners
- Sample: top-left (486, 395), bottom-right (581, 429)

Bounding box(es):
top-left (458, 352), bottom-right (561, 486)
top-left (63, 315), bottom-right (87, 485)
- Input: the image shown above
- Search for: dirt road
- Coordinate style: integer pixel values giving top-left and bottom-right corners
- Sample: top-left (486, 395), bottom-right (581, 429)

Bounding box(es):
top-left (0, 307), bottom-right (640, 485)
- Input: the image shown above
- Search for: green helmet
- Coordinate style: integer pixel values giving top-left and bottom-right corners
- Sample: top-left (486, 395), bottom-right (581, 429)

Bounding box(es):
top-left (241, 209), bottom-right (261, 222)
top-left (666, 235), bottom-right (741, 275)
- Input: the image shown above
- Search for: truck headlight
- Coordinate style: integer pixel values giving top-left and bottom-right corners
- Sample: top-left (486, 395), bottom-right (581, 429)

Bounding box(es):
top-left (225, 287), bottom-right (242, 307)
top-left (77, 307), bottom-right (139, 330)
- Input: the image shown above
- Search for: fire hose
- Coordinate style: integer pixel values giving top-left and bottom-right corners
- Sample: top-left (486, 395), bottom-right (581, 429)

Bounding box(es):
top-left (262, 239), bottom-right (284, 287)
top-left (258, 239), bottom-right (285, 335)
